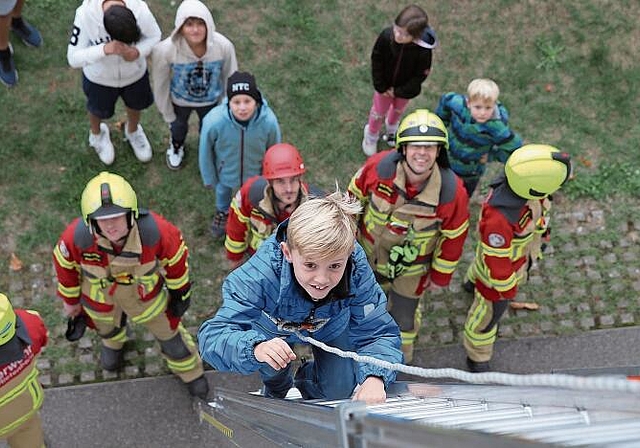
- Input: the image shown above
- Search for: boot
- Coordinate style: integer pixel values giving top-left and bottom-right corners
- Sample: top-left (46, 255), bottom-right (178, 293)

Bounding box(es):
top-left (462, 280), bottom-right (475, 293)
top-left (466, 356), bottom-right (491, 373)
top-left (100, 346), bottom-right (123, 371)
top-left (186, 375), bottom-right (210, 400)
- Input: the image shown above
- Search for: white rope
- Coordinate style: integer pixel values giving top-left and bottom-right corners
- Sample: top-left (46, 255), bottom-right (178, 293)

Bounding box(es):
top-left (293, 331), bottom-right (640, 394)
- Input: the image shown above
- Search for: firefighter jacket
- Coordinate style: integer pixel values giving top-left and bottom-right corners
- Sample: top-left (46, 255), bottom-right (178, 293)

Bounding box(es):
top-left (52, 210), bottom-right (190, 326)
top-left (0, 309), bottom-right (47, 438)
top-left (198, 221), bottom-right (403, 388)
top-left (469, 175), bottom-right (551, 301)
top-left (224, 176), bottom-right (317, 261)
top-left (348, 150), bottom-right (469, 286)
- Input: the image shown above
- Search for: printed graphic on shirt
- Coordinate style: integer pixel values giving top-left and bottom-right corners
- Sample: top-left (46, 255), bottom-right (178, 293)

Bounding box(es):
top-left (171, 60), bottom-right (223, 103)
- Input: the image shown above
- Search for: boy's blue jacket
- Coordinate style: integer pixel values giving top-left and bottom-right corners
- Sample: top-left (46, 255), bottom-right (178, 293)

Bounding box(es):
top-left (435, 92), bottom-right (523, 178)
top-left (198, 97), bottom-right (281, 189)
top-left (198, 221), bottom-right (402, 388)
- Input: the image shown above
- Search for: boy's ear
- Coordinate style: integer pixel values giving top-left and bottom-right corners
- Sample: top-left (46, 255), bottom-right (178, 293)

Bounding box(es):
top-left (280, 242), bottom-right (292, 262)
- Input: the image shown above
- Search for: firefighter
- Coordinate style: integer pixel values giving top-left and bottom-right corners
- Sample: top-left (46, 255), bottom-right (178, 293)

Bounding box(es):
top-left (0, 293), bottom-right (48, 448)
top-left (52, 172), bottom-right (208, 399)
top-left (348, 109), bottom-right (470, 362)
top-left (463, 144), bottom-right (571, 372)
top-left (225, 143), bottom-right (320, 270)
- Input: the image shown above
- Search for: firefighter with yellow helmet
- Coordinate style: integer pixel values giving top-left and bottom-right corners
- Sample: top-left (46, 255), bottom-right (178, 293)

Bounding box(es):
top-left (52, 172), bottom-right (208, 399)
top-left (463, 144), bottom-right (572, 372)
top-left (348, 109), bottom-right (470, 362)
top-left (0, 293), bottom-right (48, 447)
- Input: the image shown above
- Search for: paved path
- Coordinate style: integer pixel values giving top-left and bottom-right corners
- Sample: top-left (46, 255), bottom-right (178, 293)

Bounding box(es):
top-left (5, 327), bottom-right (637, 448)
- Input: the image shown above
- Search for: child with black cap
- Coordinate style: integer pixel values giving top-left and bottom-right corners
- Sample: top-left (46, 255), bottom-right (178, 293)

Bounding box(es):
top-left (198, 70), bottom-right (281, 238)
top-left (67, 0), bottom-right (161, 165)
top-left (152, 0), bottom-right (237, 171)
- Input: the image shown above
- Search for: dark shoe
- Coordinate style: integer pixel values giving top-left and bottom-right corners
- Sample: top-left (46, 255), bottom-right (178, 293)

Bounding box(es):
top-left (100, 346), bottom-right (124, 371)
top-left (0, 46), bottom-right (17, 87)
top-left (186, 375), bottom-right (209, 400)
top-left (11, 17), bottom-right (42, 48)
top-left (210, 210), bottom-right (228, 239)
top-left (466, 356), bottom-right (491, 373)
top-left (462, 280), bottom-right (475, 293)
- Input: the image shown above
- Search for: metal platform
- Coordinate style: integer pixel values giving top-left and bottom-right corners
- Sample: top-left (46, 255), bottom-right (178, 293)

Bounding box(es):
top-left (200, 380), bottom-right (640, 447)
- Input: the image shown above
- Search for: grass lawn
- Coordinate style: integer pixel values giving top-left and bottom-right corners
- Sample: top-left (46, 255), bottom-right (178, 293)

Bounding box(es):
top-left (0, 0), bottom-right (638, 376)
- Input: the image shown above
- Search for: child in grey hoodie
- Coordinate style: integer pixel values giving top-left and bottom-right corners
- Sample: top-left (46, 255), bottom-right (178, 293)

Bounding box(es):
top-left (152, 0), bottom-right (237, 170)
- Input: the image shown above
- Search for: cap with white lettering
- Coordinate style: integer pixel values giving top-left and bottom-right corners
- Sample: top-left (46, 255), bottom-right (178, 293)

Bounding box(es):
top-left (226, 71), bottom-right (262, 104)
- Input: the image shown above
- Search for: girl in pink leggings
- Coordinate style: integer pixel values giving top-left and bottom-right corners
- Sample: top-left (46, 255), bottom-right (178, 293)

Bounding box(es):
top-left (362, 4), bottom-right (437, 156)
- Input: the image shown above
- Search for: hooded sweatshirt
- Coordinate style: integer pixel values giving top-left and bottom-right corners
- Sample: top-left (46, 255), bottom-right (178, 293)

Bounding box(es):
top-left (151, 0), bottom-right (238, 123)
top-left (67, 0), bottom-right (161, 87)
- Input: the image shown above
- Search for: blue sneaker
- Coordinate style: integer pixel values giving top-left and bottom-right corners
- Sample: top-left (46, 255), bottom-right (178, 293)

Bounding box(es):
top-left (11, 17), bottom-right (42, 48)
top-left (0, 45), bottom-right (17, 88)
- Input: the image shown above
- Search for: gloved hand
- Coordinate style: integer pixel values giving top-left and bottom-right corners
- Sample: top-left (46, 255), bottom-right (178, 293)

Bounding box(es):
top-left (65, 314), bottom-right (87, 342)
top-left (168, 288), bottom-right (191, 318)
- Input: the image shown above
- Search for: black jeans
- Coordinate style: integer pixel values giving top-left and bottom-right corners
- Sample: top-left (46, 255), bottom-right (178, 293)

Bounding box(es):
top-left (170, 103), bottom-right (215, 147)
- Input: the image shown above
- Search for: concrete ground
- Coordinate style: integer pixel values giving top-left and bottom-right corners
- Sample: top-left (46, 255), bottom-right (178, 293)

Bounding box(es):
top-left (2, 326), bottom-right (637, 448)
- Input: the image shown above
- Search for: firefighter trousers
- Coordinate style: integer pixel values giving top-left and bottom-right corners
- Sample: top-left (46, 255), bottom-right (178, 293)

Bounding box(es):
top-left (3, 412), bottom-right (44, 448)
top-left (93, 305), bottom-right (204, 384)
top-left (463, 291), bottom-right (509, 362)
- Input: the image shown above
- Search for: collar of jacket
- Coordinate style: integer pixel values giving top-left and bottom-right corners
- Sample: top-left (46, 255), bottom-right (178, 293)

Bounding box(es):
top-left (488, 174), bottom-right (528, 224)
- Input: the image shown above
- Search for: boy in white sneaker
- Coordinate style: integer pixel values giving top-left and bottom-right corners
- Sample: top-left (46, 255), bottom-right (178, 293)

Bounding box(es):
top-left (67, 0), bottom-right (161, 165)
top-left (152, 0), bottom-right (237, 170)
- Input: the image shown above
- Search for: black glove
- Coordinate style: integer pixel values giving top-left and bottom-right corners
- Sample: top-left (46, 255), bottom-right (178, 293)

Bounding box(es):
top-left (168, 288), bottom-right (191, 318)
top-left (65, 314), bottom-right (87, 342)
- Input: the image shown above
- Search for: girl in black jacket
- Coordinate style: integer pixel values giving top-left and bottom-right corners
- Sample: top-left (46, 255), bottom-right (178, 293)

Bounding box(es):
top-left (362, 4), bottom-right (437, 156)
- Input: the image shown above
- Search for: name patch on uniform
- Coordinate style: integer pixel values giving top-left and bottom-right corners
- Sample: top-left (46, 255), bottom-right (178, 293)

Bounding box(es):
top-left (488, 233), bottom-right (506, 247)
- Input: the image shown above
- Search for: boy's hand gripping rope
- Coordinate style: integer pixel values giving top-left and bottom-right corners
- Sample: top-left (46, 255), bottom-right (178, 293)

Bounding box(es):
top-left (293, 330), bottom-right (640, 394)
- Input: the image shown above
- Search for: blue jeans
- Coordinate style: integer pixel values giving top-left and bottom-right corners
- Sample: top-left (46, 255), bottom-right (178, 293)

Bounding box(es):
top-left (259, 328), bottom-right (357, 400)
top-left (215, 184), bottom-right (234, 213)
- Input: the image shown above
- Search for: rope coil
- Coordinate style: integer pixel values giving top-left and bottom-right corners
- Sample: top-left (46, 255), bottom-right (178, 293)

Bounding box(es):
top-left (293, 330), bottom-right (640, 393)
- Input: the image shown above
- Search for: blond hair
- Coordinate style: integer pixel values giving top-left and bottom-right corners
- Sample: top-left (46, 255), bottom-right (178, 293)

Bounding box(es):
top-left (286, 189), bottom-right (362, 259)
top-left (467, 78), bottom-right (500, 103)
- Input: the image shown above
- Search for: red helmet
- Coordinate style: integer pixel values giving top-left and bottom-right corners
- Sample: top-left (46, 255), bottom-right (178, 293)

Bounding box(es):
top-left (262, 143), bottom-right (306, 180)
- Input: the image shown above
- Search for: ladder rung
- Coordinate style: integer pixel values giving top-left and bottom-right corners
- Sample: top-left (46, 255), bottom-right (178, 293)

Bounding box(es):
top-left (465, 411), bottom-right (588, 433)
top-left (426, 407), bottom-right (531, 427)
